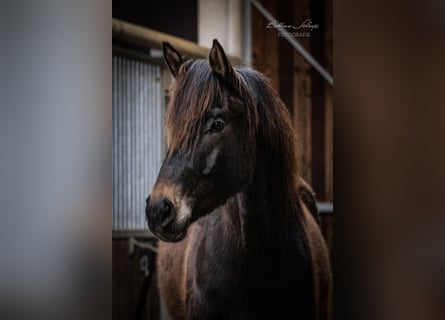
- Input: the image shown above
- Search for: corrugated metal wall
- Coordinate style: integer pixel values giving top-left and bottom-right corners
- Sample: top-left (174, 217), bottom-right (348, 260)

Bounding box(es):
top-left (112, 55), bottom-right (165, 230)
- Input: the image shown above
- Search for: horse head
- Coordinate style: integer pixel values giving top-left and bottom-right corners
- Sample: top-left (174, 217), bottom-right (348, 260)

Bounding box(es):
top-left (146, 40), bottom-right (256, 242)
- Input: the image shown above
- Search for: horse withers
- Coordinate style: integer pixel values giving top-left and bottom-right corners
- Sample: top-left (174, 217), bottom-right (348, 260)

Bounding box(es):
top-left (145, 39), bottom-right (332, 319)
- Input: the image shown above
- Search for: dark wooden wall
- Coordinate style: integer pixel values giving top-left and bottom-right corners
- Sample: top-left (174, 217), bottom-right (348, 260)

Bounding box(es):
top-left (113, 0), bottom-right (198, 42)
top-left (112, 238), bottom-right (160, 320)
top-left (252, 0), bottom-right (333, 255)
top-left (252, 0), bottom-right (332, 201)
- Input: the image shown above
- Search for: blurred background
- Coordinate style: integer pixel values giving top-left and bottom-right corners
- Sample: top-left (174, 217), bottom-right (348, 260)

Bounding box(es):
top-left (112, 0), bottom-right (332, 319)
top-left (0, 1), bottom-right (111, 319)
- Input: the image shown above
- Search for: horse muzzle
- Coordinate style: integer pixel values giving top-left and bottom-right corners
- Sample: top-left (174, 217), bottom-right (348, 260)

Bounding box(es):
top-left (145, 195), bottom-right (188, 242)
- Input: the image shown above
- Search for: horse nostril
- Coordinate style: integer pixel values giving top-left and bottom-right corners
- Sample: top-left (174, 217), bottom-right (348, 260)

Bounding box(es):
top-left (162, 200), bottom-right (171, 213)
top-left (160, 198), bottom-right (175, 227)
top-left (146, 197), bottom-right (176, 228)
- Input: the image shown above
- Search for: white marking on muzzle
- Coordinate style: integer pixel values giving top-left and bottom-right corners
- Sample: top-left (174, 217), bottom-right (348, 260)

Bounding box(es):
top-left (203, 148), bottom-right (219, 175)
top-left (176, 198), bottom-right (192, 224)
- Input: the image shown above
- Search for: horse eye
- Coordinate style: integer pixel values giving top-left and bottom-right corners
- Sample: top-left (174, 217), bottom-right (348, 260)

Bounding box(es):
top-left (210, 119), bottom-right (225, 132)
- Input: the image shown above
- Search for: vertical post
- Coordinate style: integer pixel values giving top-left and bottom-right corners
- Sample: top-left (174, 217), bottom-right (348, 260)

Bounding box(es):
top-left (310, 0), bottom-right (326, 200)
top-left (243, 0), bottom-right (252, 67)
top-left (198, 0), bottom-right (242, 58)
top-left (324, 0), bottom-right (333, 202)
top-left (293, 0), bottom-right (313, 185)
top-left (251, 0), bottom-right (280, 92)
top-left (278, 0), bottom-right (294, 115)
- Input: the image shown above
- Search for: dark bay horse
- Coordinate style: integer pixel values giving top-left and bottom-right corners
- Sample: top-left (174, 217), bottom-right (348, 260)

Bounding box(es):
top-left (145, 39), bottom-right (332, 319)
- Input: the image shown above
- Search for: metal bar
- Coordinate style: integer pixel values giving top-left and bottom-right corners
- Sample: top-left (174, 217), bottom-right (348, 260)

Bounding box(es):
top-left (113, 18), bottom-right (242, 64)
top-left (316, 202), bottom-right (333, 214)
top-left (112, 56), bottom-right (117, 230)
top-left (113, 46), bottom-right (163, 65)
top-left (249, 0), bottom-right (333, 86)
top-left (243, 0), bottom-right (252, 67)
top-left (129, 237), bottom-right (158, 254)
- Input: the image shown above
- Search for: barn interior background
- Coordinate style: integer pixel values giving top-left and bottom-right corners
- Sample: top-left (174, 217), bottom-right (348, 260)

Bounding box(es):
top-left (112, 0), bottom-right (332, 318)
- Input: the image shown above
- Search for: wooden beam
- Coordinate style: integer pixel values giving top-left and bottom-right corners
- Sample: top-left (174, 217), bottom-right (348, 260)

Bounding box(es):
top-left (293, 0), bottom-right (312, 184)
top-left (112, 18), bottom-right (242, 64)
top-left (252, 0), bottom-right (280, 92)
top-left (324, 0), bottom-right (333, 202)
top-left (310, 0), bottom-right (326, 200)
top-left (278, 0), bottom-right (295, 115)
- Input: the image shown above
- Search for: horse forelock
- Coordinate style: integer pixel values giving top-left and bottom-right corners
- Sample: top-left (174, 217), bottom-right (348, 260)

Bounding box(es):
top-left (166, 60), bottom-right (224, 156)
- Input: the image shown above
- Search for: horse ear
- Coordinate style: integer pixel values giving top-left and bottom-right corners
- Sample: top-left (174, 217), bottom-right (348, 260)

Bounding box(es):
top-left (209, 39), bottom-right (238, 86)
top-left (163, 42), bottom-right (184, 78)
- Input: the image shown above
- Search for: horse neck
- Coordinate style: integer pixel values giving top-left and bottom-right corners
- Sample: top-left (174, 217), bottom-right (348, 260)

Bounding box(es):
top-left (235, 149), bottom-right (302, 249)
